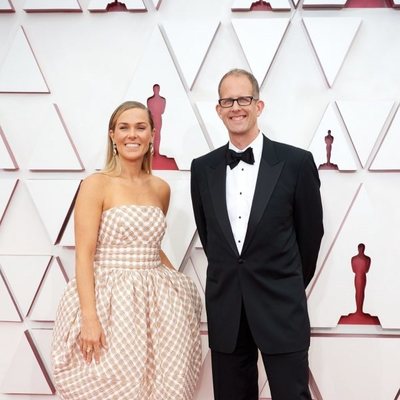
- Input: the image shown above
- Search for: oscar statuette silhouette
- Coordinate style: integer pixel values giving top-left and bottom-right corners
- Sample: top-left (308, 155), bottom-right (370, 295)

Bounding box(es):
top-left (339, 244), bottom-right (380, 325)
top-left (319, 129), bottom-right (339, 170)
top-left (147, 84), bottom-right (178, 170)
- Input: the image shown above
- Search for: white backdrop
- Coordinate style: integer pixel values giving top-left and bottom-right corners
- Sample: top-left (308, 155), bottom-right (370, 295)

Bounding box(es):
top-left (0, 0), bottom-right (400, 399)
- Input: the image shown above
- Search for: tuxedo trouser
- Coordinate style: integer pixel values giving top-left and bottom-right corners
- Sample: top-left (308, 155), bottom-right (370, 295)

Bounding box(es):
top-left (211, 305), bottom-right (312, 400)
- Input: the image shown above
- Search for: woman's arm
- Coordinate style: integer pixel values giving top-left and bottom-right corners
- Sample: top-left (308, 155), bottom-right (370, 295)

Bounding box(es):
top-left (74, 174), bottom-right (107, 364)
top-left (156, 177), bottom-right (174, 269)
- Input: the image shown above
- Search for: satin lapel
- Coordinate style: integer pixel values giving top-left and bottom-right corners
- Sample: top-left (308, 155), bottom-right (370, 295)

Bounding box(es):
top-left (207, 156), bottom-right (239, 257)
top-left (242, 137), bottom-right (284, 254)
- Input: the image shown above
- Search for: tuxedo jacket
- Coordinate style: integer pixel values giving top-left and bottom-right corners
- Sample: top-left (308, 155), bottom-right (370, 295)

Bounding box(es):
top-left (190, 135), bottom-right (323, 354)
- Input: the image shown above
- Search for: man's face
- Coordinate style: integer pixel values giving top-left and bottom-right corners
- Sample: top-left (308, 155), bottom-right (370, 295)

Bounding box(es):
top-left (216, 74), bottom-right (264, 140)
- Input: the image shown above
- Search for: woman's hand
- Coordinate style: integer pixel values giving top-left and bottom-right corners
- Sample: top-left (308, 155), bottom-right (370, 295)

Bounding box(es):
top-left (79, 315), bottom-right (107, 364)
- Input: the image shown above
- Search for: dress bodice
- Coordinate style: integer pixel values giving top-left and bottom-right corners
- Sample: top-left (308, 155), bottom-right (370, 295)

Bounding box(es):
top-left (94, 205), bottom-right (166, 270)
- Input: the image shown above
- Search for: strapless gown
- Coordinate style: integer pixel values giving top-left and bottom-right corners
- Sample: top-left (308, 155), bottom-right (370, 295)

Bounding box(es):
top-left (51, 205), bottom-right (202, 400)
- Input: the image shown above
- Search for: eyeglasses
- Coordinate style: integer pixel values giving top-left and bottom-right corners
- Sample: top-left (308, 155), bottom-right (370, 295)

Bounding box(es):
top-left (218, 96), bottom-right (257, 108)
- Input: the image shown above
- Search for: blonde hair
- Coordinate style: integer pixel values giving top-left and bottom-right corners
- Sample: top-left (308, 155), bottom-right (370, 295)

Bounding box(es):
top-left (103, 101), bottom-right (155, 175)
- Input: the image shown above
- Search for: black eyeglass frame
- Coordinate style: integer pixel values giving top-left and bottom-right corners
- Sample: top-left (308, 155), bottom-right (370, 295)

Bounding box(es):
top-left (218, 96), bottom-right (258, 108)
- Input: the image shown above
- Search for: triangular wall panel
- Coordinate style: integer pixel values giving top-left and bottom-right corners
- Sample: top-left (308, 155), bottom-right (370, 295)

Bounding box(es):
top-left (25, 179), bottom-right (80, 244)
top-left (24, 0), bottom-right (82, 11)
top-left (161, 20), bottom-right (220, 90)
top-left (0, 26), bottom-right (49, 93)
top-left (0, 0), bottom-right (14, 11)
top-left (232, 18), bottom-right (290, 86)
top-left (153, 171), bottom-right (197, 269)
top-left (0, 255), bottom-right (51, 317)
top-left (308, 178), bottom-right (360, 292)
top-left (0, 270), bottom-right (21, 321)
top-left (309, 183), bottom-right (400, 329)
top-left (182, 258), bottom-right (207, 323)
top-left (199, 333), bottom-right (209, 365)
top-left (0, 178), bottom-right (18, 224)
top-left (308, 103), bottom-right (358, 171)
top-left (310, 336), bottom-right (400, 399)
top-left (59, 209), bottom-right (75, 247)
top-left (303, 17), bottom-right (361, 87)
top-left (336, 100), bottom-right (394, 168)
top-left (149, 0), bottom-right (162, 9)
top-left (189, 248), bottom-right (207, 292)
top-left (29, 328), bottom-right (54, 382)
top-left (195, 101), bottom-right (228, 149)
top-left (125, 27), bottom-right (210, 170)
top-left (29, 257), bottom-right (68, 321)
top-left (370, 105), bottom-right (400, 170)
top-left (0, 126), bottom-right (18, 169)
top-left (28, 104), bottom-right (84, 171)
top-left (258, 353), bottom-right (271, 398)
top-left (0, 330), bottom-right (54, 394)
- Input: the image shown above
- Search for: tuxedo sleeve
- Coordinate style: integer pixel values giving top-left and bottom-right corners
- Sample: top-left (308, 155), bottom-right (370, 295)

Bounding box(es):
top-left (190, 159), bottom-right (208, 255)
top-left (294, 151), bottom-right (324, 287)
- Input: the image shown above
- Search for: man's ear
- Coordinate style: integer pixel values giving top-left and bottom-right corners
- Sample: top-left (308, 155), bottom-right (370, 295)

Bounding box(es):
top-left (216, 104), bottom-right (222, 119)
top-left (256, 100), bottom-right (265, 117)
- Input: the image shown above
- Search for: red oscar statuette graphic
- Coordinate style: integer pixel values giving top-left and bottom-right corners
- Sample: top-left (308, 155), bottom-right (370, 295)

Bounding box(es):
top-left (106, 1), bottom-right (128, 11)
top-left (250, 1), bottom-right (273, 11)
top-left (147, 84), bottom-right (178, 170)
top-left (319, 129), bottom-right (339, 170)
top-left (339, 243), bottom-right (380, 325)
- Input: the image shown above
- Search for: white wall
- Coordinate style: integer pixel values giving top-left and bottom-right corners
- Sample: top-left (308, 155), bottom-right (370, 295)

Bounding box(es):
top-left (0, 0), bottom-right (400, 399)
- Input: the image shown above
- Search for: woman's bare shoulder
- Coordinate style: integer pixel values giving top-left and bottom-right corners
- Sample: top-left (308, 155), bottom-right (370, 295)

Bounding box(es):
top-left (148, 175), bottom-right (170, 212)
top-left (149, 175), bottom-right (170, 194)
top-left (81, 172), bottom-right (111, 187)
top-left (77, 173), bottom-right (112, 204)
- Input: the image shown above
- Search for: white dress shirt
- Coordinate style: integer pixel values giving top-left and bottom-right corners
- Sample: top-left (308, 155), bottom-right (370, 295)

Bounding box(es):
top-left (226, 132), bottom-right (263, 254)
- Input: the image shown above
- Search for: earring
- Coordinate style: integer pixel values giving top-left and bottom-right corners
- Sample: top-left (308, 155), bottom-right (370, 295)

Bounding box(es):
top-left (149, 143), bottom-right (154, 156)
top-left (113, 142), bottom-right (117, 156)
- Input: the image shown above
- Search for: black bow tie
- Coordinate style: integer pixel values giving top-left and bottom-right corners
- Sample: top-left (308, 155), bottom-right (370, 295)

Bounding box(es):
top-left (226, 147), bottom-right (255, 169)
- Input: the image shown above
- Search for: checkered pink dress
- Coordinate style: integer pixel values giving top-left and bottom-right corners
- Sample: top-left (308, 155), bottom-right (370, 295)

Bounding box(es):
top-left (52, 205), bottom-right (202, 399)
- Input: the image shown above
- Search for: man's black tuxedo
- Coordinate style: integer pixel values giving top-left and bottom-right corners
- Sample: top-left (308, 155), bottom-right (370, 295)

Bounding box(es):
top-left (190, 135), bottom-right (323, 354)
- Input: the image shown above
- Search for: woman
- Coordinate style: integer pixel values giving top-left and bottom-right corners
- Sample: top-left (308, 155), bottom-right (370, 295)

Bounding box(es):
top-left (52, 101), bottom-right (202, 399)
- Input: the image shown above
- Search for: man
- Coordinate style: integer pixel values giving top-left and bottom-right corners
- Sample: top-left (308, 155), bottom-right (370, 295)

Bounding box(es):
top-left (190, 69), bottom-right (323, 400)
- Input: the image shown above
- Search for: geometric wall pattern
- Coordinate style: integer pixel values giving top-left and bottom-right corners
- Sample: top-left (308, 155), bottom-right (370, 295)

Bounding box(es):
top-left (232, 17), bottom-right (290, 87)
top-left (0, 26), bottom-right (49, 93)
top-left (1, 1), bottom-right (400, 399)
top-left (308, 103), bottom-right (358, 171)
top-left (302, 17), bottom-right (362, 87)
top-left (27, 104), bottom-right (84, 171)
top-left (0, 1), bottom-right (14, 12)
top-left (23, 0), bottom-right (82, 12)
top-left (0, 126), bottom-right (18, 169)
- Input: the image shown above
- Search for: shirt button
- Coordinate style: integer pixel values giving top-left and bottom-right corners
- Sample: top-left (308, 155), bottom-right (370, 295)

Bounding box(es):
top-left (238, 240), bottom-right (241, 243)
top-left (241, 168), bottom-right (244, 171)
top-left (239, 216), bottom-right (242, 219)
top-left (239, 192), bottom-right (242, 195)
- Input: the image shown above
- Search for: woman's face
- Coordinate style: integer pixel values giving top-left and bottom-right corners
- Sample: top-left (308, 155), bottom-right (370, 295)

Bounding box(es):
top-left (110, 108), bottom-right (154, 162)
